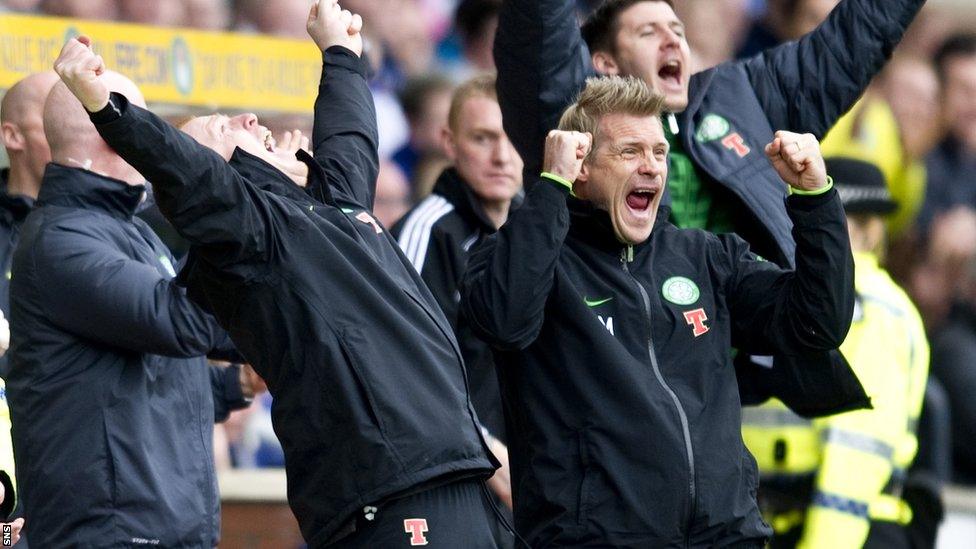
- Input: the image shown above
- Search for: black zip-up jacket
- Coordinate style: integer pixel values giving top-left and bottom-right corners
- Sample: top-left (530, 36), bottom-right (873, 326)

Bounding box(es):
top-left (461, 180), bottom-right (855, 547)
top-left (495, 0), bottom-right (924, 267)
top-left (7, 165), bottom-right (247, 547)
top-left (391, 168), bottom-right (506, 440)
top-left (89, 47), bottom-right (496, 546)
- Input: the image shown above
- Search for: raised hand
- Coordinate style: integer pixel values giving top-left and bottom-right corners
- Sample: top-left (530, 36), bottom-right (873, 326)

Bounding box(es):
top-left (764, 131), bottom-right (828, 192)
top-left (542, 130), bottom-right (592, 186)
top-left (307, 0), bottom-right (364, 56)
top-left (53, 36), bottom-right (109, 112)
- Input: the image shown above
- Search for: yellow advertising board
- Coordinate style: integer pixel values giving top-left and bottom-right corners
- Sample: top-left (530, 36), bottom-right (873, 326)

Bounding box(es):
top-left (0, 13), bottom-right (322, 113)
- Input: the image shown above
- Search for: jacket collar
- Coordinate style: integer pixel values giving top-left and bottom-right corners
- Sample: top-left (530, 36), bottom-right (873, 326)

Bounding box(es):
top-left (566, 195), bottom-right (672, 258)
top-left (432, 168), bottom-right (496, 233)
top-left (0, 168), bottom-right (35, 224)
top-left (227, 148), bottom-right (323, 204)
top-left (36, 163), bottom-right (145, 220)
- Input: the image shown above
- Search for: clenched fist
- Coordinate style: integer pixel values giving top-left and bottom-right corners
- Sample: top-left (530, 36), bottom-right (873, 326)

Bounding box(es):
top-left (764, 131), bottom-right (828, 192)
top-left (53, 36), bottom-right (109, 113)
top-left (543, 130), bottom-right (592, 186)
top-left (307, 0), bottom-right (364, 56)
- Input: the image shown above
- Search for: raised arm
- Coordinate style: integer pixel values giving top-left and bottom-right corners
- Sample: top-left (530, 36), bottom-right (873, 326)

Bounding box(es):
top-left (494, 0), bottom-right (593, 178)
top-left (743, 0), bottom-right (926, 139)
top-left (461, 131), bottom-right (588, 349)
top-left (53, 37), bottom-right (275, 268)
top-left (725, 132), bottom-right (855, 353)
top-left (307, 1), bottom-right (378, 209)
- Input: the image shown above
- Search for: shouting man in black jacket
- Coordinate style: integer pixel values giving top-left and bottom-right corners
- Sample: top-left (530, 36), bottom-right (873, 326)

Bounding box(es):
top-left (53, 1), bottom-right (500, 547)
top-left (461, 76), bottom-right (855, 547)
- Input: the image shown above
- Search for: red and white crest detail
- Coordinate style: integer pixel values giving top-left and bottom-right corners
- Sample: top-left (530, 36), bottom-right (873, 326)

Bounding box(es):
top-left (721, 133), bottom-right (751, 158)
top-left (683, 308), bottom-right (710, 337)
top-left (356, 211), bottom-right (384, 234)
top-left (403, 518), bottom-right (429, 546)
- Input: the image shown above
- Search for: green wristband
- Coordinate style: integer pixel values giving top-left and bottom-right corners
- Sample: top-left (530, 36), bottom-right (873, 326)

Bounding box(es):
top-left (789, 175), bottom-right (834, 196)
top-left (541, 172), bottom-right (574, 192)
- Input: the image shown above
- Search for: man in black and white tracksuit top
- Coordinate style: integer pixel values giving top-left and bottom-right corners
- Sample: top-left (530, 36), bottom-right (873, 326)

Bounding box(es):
top-left (461, 77), bottom-right (855, 547)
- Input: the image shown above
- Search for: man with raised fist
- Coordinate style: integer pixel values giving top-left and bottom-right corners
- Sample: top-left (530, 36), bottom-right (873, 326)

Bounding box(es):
top-left (51, 1), bottom-right (503, 547)
top-left (461, 76), bottom-right (855, 547)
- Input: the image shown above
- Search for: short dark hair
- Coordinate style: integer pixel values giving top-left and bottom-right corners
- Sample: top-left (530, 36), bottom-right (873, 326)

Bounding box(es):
top-left (398, 74), bottom-right (455, 123)
top-left (934, 32), bottom-right (976, 83)
top-left (581, 0), bottom-right (674, 54)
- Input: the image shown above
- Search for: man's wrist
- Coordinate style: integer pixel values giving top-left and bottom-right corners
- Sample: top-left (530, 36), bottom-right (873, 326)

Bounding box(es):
top-left (88, 93), bottom-right (124, 124)
top-left (789, 175), bottom-right (833, 196)
top-left (541, 171), bottom-right (573, 192)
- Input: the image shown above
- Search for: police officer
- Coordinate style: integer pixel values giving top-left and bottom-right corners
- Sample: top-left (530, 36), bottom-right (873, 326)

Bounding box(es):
top-left (742, 157), bottom-right (930, 549)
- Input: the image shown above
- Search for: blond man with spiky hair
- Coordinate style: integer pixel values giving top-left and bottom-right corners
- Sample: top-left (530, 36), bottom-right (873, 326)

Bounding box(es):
top-left (460, 75), bottom-right (856, 547)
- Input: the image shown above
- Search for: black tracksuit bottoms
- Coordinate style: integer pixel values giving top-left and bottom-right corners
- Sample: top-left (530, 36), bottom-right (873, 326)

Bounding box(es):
top-left (325, 479), bottom-right (508, 548)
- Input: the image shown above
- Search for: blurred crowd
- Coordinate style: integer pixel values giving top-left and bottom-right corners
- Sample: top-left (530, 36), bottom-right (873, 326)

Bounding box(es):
top-left (2, 0), bottom-right (976, 487)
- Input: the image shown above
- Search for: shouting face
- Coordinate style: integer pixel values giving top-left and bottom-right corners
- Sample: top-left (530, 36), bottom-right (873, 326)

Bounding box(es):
top-left (181, 112), bottom-right (277, 161)
top-left (575, 112), bottom-right (669, 244)
top-left (598, 1), bottom-right (691, 113)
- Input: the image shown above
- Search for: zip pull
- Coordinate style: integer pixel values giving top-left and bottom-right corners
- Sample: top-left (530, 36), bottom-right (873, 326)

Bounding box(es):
top-left (620, 245), bottom-right (634, 264)
top-left (667, 113), bottom-right (679, 135)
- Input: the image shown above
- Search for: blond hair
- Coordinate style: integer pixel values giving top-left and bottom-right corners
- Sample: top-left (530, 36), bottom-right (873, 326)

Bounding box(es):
top-left (448, 73), bottom-right (497, 132)
top-left (558, 76), bottom-right (665, 146)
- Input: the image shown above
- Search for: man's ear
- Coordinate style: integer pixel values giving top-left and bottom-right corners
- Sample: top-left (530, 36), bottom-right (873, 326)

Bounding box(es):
top-left (1, 122), bottom-right (24, 152)
top-left (441, 126), bottom-right (456, 162)
top-left (591, 51), bottom-right (620, 75)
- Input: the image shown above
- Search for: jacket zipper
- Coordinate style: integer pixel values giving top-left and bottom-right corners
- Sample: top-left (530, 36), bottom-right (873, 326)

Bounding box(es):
top-left (621, 246), bottom-right (696, 544)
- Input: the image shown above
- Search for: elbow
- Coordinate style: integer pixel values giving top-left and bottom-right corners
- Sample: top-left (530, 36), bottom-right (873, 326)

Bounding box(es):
top-left (460, 293), bottom-right (541, 351)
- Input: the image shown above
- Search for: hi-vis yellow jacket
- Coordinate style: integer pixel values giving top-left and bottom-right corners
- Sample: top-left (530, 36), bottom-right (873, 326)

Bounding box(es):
top-left (742, 252), bottom-right (929, 548)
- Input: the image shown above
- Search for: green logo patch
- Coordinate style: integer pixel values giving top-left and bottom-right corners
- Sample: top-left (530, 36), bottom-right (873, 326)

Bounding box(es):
top-left (662, 276), bottom-right (700, 305)
top-left (695, 114), bottom-right (731, 143)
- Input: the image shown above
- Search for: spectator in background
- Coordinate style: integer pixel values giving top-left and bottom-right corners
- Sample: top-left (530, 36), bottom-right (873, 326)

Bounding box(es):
top-left (373, 159), bottom-right (411, 227)
top-left (236, 0), bottom-right (310, 37)
top-left (0, 71), bottom-right (58, 377)
top-left (674, 0), bottom-right (749, 71)
top-left (928, 231), bottom-right (976, 484)
top-left (737, 0), bottom-right (838, 59)
top-left (454, 0), bottom-right (502, 72)
top-left (8, 66), bottom-right (251, 547)
top-left (117, 0), bottom-right (185, 26)
top-left (392, 74), bottom-right (454, 185)
top-left (876, 56), bottom-right (941, 237)
top-left (918, 33), bottom-right (976, 233)
top-left (40, 0), bottom-right (117, 19)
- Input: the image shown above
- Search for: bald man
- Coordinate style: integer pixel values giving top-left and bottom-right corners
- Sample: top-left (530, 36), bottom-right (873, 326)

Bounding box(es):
top-left (6, 67), bottom-right (252, 547)
top-left (1, 72), bottom-right (59, 363)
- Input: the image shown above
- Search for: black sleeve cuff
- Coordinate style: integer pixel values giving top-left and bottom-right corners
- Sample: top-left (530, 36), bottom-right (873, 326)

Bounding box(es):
top-left (222, 363), bottom-right (251, 413)
top-left (785, 186), bottom-right (840, 213)
top-left (322, 46), bottom-right (369, 79)
top-left (88, 92), bottom-right (127, 124)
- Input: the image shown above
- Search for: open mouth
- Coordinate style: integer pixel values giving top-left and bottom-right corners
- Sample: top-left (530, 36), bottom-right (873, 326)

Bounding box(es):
top-left (263, 131), bottom-right (276, 153)
top-left (658, 59), bottom-right (682, 88)
top-left (626, 189), bottom-right (656, 211)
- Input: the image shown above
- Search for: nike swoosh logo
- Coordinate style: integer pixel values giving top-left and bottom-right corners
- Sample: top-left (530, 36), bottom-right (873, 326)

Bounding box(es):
top-left (584, 297), bottom-right (613, 307)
